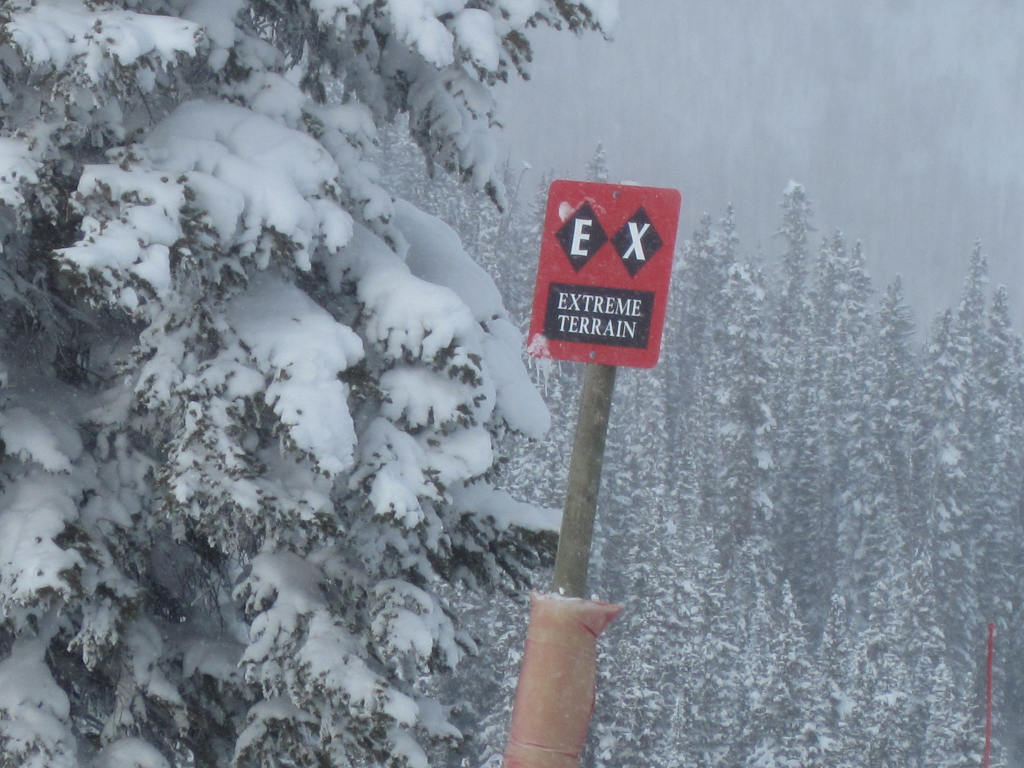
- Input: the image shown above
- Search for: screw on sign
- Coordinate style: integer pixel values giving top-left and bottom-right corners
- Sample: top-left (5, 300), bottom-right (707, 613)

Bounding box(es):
top-left (528, 179), bottom-right (682, 368)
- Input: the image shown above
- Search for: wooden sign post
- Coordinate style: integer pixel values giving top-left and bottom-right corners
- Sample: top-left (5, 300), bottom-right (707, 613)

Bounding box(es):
top-left (551, 362), bottom-right (617, 597)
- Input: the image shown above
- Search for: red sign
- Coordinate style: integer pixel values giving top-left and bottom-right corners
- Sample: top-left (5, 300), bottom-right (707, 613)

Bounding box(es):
top-left (528, 180), bottom-right (681, 368)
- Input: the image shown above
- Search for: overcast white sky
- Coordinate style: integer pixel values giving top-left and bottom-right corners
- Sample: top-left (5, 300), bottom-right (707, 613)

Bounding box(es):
top-left (497, 0), bottom-right (1024, 331)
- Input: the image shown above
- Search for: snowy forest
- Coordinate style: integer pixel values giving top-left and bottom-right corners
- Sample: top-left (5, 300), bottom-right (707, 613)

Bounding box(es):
top-left (391, 137), bottom-right (1024, 768)
top-left (0, 2), bottom-right (1022, 768)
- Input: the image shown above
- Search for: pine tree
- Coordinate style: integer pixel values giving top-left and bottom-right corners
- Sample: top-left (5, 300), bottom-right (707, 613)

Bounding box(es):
top-left (710, 260), bottom-right (776, 567)
top-left (872, 279), bottom-right (917, 536)
top-left (584, 141), bottom-right (611, 184)
top-left (684, 543), bottom-right (742, 768)
top-left (661, 473), bottom-right (731, 766)
top-left (773, 333), bottom-right (833, 630)
top-left (914, 310), bottom-right (977, 675)
top-left (589, 437), bottom-right (717, 768)
top-left (661, 213), bottom-right (725, 490)
top-left (922, 659), bottom-right (979, 768)
top-left (915, 248), bottom-right (1002, 682)
top-left (976, 284), bottom-right (1024, 619)
top-left (743, 582), bottom-right (832, 768)
top-left (769, 187), bottom-right (831, 631)
top-left (903, 552), bottom-right (947, 758)
top-left (979, 286), bottom-right (1024, 761)
top-left (769, 183), bottom-right (814, 502)
top-left (950, 247), bottom-right (990, 652)
top-left (840, 278), bottom-right (916, 620)
top-left (773, 180), bottom-right (815, 355)
top-left (818, 236), bottom-right (874, 619)
top-left (846, 577), bottom-right (915, 767)
top-left (818, 594), bottom-right (855, 764)
top-left (674, 213), bottom-right (732, 378)
top-left (0, 3), bottom-right (611, 765)
top-left (779, 230), bottom-right (876, 627)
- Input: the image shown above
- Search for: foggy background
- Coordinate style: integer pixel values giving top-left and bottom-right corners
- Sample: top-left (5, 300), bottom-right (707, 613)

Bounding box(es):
top-left (497, 0), bottom-right (1024, 332)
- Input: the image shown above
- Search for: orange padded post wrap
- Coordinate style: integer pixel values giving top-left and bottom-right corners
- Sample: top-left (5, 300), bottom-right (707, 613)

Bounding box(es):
top-left (502, 592), bottom-right (622, 768)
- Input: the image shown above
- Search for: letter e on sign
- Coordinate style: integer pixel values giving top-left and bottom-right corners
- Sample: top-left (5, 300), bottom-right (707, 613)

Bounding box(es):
top-left (528, 180), bottom-right (682, 367)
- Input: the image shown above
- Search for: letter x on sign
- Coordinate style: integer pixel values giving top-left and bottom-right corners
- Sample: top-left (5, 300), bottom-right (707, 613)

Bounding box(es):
top-left (528, 179), bottom-right (682, 368)
top-left (612, 208), bottom-right (663, 277)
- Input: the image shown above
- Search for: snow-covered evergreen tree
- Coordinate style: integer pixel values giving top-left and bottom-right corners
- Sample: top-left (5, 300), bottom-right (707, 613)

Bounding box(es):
top-left (0, 2), bottom-right (616, 765)
top-left (681, 546), bottom-right (741, 768)
top-left (673, 212), bottom-right (732, 380)
top-left (772, 180), bottom-right (814, 356)
top-left (812, 234), bottom-right (874, 618)
top-left (922, 659), bottom-right (980, 768)
top-left (769, 183), bottom-right (814, 501)
top-left (711, 259), bottom-right (775, 567)
top-left (837, 277), bottom-right (917, 621)
top-left (978, 285), bottom-right (1024, 624)
top-left (587, 433), bottom-right (712, 768)
top-left (742, 582), bottom-right (830, 768)
top-left (872, 278), bottom-right (917, 536)
top-left (583, 141), bottom-right (611, 184)
top-left (982, 286), bottom-right (1024, 763)
top-left (846, 577), bottom-right (916, 768)
top-left (818, 593), bottom-right (855, 764)
top-left (914, 308), bottom-right (978, 677)
top-left (903, 552), bottom-right (947, 759)
top-left (769, 188), bottom-right (831, 630)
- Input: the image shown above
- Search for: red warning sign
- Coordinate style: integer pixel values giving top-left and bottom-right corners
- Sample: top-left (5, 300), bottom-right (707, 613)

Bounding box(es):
top-left (527, 179), bottom-right (681, 368)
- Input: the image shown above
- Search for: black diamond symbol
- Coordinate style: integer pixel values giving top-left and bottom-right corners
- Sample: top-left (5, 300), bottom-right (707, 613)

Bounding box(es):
top-left (555, 202), bottom-right (608, 272)
top-left (612, 208), bottom-right (663, 277)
